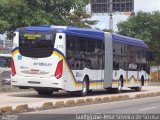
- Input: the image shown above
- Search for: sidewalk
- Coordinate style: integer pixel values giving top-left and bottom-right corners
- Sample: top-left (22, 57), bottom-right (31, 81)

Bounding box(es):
top-left (0, 86), bottom-right (160, 116)
top-left (0, 85), bottom-right (32, 93)
top-left (149, 82), bottom-right (160, 86)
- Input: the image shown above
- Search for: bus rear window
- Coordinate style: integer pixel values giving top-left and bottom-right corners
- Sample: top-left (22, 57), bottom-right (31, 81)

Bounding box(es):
top-left (19, 29), bottom-right (57, 58)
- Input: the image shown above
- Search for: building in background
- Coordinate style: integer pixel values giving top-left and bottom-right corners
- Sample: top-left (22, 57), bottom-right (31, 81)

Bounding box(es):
top-left (87, 0), bottom-right (134, 31)
top-left (0, 40), bottom-right (12, 54)
top-left (0, 34), bottom-right (12, 86)
top-left (91, 0), bottom-right (134, 13)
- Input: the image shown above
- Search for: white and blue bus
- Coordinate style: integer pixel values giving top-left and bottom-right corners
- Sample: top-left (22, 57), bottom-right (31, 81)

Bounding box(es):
top-left (11, 25), bottom-right (150, 96)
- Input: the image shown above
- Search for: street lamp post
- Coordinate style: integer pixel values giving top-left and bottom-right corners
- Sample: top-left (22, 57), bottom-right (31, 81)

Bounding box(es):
top-left (109, 0), bottom-right (113, 31)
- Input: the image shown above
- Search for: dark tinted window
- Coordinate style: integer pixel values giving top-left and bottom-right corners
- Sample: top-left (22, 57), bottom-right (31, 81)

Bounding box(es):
top-left (19, 29), bottom-right (57, 58)
top-left (66, 35), bottom-right (104, 70)
top-left (113, 42), bottom-right (147, 71)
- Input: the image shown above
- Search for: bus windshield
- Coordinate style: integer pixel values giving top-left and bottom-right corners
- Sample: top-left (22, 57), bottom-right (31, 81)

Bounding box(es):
top-left (19, 29), bottom-right (57, 58)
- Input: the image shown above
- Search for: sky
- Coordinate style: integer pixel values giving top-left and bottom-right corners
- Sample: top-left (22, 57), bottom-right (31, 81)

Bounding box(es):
top-left (87, 0), bottom-right (160, 31)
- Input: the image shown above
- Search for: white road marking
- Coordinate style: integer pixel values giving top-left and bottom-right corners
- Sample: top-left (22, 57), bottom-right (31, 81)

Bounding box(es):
top-left (140, 107), bottom-right (157, 111)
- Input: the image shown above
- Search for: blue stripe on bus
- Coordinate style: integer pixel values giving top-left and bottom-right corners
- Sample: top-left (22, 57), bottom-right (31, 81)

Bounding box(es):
top-left (12, 47), bottom-right (19, 53)
top-left (53, 48), bottom-right (81, 84)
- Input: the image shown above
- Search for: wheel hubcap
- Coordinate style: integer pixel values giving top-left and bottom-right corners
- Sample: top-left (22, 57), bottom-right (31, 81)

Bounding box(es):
top-left (118, 81), bottom-right (122, 91)
top-left (82, 82), bottom-right (87, 94)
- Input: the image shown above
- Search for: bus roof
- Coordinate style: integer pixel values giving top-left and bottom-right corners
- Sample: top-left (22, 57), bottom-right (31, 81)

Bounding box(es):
top-left (60, 26), bottom-right (104, 40)
top-left (112, 33), bottom-right (148, 48)
top-left (60, 26), bottom-right (148, 48)
top-left (16, 25), bottom-right (148, 48)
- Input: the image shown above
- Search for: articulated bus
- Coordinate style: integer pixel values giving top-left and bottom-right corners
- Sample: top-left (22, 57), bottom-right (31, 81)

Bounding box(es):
top-left (11, 25), bottom-right (150, 96)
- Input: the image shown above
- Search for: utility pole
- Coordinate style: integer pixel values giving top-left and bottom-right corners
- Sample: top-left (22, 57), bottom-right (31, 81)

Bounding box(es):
top-left (109, 0), bottom-right (113, 31)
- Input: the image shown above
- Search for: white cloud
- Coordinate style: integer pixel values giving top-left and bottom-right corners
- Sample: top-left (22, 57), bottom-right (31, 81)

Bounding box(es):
top-left (135, 0), bottom-right (160, 12)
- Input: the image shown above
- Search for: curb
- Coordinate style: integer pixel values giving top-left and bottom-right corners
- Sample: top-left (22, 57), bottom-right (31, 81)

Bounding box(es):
top-left (102, 96), bottom-right (110, 102)
top-left (109, 96), bottom-right (117, 102)
top-left (1, 91), bottom-right (160, 116)
top-left (135, 93), bottom-right (146, 98)
top-left (156, 92), bottom-right (160, 95)
top-left (123, 95), bottom-right (130, 100)
top-left (84, 98), bottom-right (93, 103)
top-left (0, 106), bottom-right (12, 113)
top-left (65, 100), bottom-right (75, 106)
top-left (15, 104), bottom-right (28, 111)
top-left (116, 95), bottom-right (127, 101)
top-left (75, 99), bottom-right (85, 105)
top-left (40, 102), bottom-right (54, 110)
top-left (145, 92), bottom-right (153, 97)
top-left (94, 97), bottom-right (102, 103)
top-left (54, 101), bottom-right (65, 108)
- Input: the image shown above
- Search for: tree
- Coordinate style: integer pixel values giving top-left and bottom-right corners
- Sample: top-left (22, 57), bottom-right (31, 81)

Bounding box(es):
top-left (0, 0), bottom-right (30, 38)
top-left (0, 0), bottom-right (97, 39)
top-left (117, 11), bottom-right (160, 63)
top-left (66, 9), bottom-right (97, 28)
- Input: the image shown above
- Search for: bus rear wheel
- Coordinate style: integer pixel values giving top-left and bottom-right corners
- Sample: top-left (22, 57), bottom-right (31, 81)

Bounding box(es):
top-left (81, 78), bottom-right (89, 96)
top-left (115, 78), bottom-right (123, 93)
top-left (36, 89), bottom-right (53, 96)
top-left (131, 87), bottom-right (141, 92)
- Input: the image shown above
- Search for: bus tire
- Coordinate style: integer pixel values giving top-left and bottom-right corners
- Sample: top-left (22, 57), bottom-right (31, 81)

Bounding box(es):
top-left (135, 87), bottom-right (141, 91)
top-left (81, 78), bottom-right (89, 96)
top-left (115, 77), bottom-right (123, 93)
top-left (106, 88), bottom-right (114, 93)
top-left (36, 89), bottom-right (53, 96)
top-left (131, 86), bottom-right (141, 91)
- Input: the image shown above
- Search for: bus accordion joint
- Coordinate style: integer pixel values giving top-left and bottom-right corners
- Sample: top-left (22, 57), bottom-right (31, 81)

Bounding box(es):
top-left (54, 60), bottom-right (63, 79)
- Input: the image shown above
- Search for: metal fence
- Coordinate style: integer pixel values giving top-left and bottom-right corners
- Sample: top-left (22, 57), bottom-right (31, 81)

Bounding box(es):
top-left (0, 40), bottom-right (12, 86)
top-left (150, 66), bottom-right (160, 82)
top-left (0, 40), bottom-right (12, 54)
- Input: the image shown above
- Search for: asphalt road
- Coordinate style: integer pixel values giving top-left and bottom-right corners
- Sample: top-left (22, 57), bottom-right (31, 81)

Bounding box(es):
top-left (18, 96), bottom-right (160, 120)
